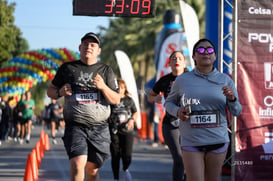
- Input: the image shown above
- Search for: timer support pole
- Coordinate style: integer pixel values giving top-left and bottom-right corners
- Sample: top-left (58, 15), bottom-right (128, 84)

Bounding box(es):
top-left (112, 0), bottom-right (116, 17)
top-left (112, 0), bottom-right (116, 7)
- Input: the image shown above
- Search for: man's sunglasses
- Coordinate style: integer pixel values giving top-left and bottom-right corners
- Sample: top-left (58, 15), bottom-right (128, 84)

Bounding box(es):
top-left (196, 47), bottom-right (214, 54)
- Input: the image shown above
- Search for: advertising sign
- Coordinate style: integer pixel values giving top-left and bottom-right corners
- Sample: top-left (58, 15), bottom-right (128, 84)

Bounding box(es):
top-left (236, 0), bottom-right (273, 180)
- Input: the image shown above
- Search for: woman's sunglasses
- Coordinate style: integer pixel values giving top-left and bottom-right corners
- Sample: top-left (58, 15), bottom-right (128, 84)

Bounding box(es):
top-left (196, 47), bottom-right (214, 54)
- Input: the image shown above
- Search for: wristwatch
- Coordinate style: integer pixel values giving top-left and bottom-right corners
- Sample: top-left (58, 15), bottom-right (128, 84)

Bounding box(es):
top-left (56, 89), bottom-right (61, 98)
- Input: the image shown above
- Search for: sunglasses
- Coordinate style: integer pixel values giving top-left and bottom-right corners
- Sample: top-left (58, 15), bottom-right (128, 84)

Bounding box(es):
top-left (196, 47), bottom-right (214, 54)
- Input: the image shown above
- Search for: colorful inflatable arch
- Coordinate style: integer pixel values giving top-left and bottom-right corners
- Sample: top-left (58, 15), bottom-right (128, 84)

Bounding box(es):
top-left (0, 48), bottom-right (80, 102)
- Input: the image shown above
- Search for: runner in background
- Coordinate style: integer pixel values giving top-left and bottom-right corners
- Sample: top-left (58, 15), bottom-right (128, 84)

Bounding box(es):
top-left (148, 51), bottom-right (188, 181)
top-left (16, 94), bottom-right (26, 144)
top-left (24, 91), bottom-right (35, 144)
top-left (41, 104), bottom-right (51, 129)
top-left (108, 79), bottom-right (138, 181)
top-left (48, 99), bottom-right (62, 144)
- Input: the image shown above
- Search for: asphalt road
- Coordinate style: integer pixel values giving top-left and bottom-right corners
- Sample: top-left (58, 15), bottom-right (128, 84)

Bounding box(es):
top-left (0, 125), bottom-right (231, 181)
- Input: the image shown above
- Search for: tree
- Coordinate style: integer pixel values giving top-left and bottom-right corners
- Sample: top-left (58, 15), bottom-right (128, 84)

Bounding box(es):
top-left (0, 1), bottom-right (28, 67)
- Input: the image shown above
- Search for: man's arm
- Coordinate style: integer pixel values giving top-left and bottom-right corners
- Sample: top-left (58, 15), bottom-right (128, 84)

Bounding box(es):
top-left (98, 84), bottom-right (120, 105)
top-left (93, 73), bottom-right (120, 105)
top-left (47, 84), bottom-right (61, 100)
top-left (47, 83), bottom-right (73, 100)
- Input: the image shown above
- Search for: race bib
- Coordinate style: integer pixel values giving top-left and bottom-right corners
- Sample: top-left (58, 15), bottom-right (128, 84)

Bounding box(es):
top-left (118, 114), bottom-right (127, 123)
top-left (76, 92), bottom-right (98, 104)
top-left (189, 110), bottom-right (220, 128)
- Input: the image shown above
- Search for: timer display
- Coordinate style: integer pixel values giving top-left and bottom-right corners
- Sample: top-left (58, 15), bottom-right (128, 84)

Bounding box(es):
top-left (73, 0), bottom-right (156, 18)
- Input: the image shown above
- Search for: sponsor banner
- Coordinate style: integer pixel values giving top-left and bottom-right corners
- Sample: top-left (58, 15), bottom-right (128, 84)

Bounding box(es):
top-left (237, 0), bottom-right (273, 180)
top-left (156, 32), bottom-right (189, 81)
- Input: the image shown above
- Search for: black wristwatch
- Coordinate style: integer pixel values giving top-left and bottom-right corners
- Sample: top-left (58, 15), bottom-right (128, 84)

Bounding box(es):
top-left (56, 89), bottom-right (61, 98)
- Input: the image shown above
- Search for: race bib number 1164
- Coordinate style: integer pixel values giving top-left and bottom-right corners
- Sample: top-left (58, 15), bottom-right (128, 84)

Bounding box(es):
top-left (189, 110), bottom-right (220, 128)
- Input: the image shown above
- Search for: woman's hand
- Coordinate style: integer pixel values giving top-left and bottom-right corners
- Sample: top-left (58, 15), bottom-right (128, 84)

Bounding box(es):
top-left (127, 118), bottom-right (135, 130)
top-left (177, 107), bottom-right (190, 121)
top-left (222, 86), bottom-right (235, 101)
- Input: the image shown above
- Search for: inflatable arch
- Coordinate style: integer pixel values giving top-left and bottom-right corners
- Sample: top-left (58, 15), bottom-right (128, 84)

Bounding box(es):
top-left (0, 48), bottom-right (80, 103)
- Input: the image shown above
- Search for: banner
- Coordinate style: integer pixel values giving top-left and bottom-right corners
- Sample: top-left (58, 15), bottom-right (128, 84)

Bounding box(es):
top-left (154, 9), bottom-right (190, 71)
top-left (114, 50), bottom-right (141, 129)
top-left (156, 31), bottom-right (189, 80)
top-left (236, 0), bottom-right (273, 180)
top-left (179, 0), bottom-right (199, 68)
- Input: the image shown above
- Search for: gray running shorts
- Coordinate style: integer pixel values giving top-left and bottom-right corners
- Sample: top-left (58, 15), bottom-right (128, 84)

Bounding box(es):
top-left (62, 123), bottom-right (111, 168)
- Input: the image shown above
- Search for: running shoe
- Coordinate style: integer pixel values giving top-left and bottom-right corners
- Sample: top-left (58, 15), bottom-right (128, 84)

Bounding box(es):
top-left (124, 170), bottom-right (132, 181)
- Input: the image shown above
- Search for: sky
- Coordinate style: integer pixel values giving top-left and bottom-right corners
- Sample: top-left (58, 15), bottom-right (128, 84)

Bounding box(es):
top-left (7, 0), bottom-right (110, 52)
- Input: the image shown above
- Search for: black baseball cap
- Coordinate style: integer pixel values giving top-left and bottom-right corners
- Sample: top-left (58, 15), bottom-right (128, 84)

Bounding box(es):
top-left (81, 32), bottom-right (101, 46)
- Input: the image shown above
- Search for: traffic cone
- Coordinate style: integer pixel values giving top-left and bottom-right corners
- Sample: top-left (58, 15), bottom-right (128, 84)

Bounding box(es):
top-left (24, 154), bottom-right (33, 181)
top-left (30, 150), bottom-right (38, 180)
top-left (39, 138), bottom-right (45, 158)
top-left (159, 112), bottom-right (165, 144)
top-left (35, 141), bottom-right (42, 167)
top-left (44, 134), bottom-right (50, 151)
top-left (40, 142), bottom-right (44, 158)
top-left (40, 129), bottom-right (45, 147)
top-left (138, 112), bottom-right (147, 139)
top-left (40, 129), bottom-right (45, 140)
top-left (40, 129), bottom-right (45, 157)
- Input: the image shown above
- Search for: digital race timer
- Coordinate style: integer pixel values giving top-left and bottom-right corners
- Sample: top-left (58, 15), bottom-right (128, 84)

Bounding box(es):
top-left (73, 0), bottom-right (156, 18)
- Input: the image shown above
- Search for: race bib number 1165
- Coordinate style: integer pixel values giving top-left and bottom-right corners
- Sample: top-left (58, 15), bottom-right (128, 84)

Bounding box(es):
top-left (76, 92), bottom-right (98, 104)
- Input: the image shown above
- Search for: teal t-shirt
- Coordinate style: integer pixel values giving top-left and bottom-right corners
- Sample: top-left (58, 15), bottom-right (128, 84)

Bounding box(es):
top-left (22, 99), bottom-right (35, 119)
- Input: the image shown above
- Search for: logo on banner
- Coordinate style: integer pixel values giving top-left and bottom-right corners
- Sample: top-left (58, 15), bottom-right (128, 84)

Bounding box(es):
top-left (259, 95), bottom-right (273, 118)
top-left (260, 63), bottom-right (273, 118)
top-left (248, 33), bottom-right (273, 52)
top-left (265, 132), bottom-right (273, 144)
top-left (156, 32), bottom-right (189, 80)
top-left (264, 62), bottom-right (273, 89)
top-left (261, 132), bottom-right (273, 160)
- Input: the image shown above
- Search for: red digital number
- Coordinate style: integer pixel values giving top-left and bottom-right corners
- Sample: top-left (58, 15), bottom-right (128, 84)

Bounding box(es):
top-left (105, 0), bottom-right (113, 13)
top-left (116, 0), bottom-right (124, 14)
top-left (142, 0), bottom-right (151, 14)
top-left (130, 0), bottom-right (140, 14)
